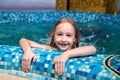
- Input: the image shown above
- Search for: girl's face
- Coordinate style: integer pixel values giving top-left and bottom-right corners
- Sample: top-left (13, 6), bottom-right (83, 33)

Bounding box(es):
top-left (54, 23), bottom-right (75, 51)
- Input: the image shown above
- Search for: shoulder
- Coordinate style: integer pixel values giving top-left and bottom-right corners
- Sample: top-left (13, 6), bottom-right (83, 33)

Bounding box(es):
top-left (44, 45), bottom-right (55, 50)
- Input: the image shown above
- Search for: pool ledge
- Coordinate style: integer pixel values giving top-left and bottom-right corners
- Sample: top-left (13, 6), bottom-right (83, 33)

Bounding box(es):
top-left (0, 45), bottom-right (119, 80)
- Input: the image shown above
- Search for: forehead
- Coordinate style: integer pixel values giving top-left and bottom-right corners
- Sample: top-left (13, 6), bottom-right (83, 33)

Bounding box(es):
top-left (55, 23), bottom-right (75, 33)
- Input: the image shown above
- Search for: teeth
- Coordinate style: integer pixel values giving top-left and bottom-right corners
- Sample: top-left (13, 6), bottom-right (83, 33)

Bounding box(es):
top-left (61, 44), bottom-right (66, 45)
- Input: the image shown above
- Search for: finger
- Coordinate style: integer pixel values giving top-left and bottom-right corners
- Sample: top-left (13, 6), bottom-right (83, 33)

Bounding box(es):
top-left (26, 59), bottom-right (31, 72)
top-left (22, 59), bottom-right (28, 72)
top-left (57, 62), bottom-right (61, 75)
top-left (52, 57), bottom-right (58, 65)
top-left (22, 58), bottom-right (26, 69)
top-left (33, 55), bottom-right (37, 62)
top-left (55, 61), bottom-right (60, 75)
top-left (53, 60), bottom-right (59, 75)
top-left (55, 63), bottom-right (58, 74)
top-left (22, 62), bottom-right (24, 71)
top-left (57, 60), bottom-right (62, 75)
top-left (58, 61), bottom-right (63, 75)
top-left (59, 61), bottom-right (65, 75)
top-left (53, 56), bottom-right (58, 65)
top-left (61, 62), bottom-right (64, 75)
top-left (59, 62), bottom-right (62, 75)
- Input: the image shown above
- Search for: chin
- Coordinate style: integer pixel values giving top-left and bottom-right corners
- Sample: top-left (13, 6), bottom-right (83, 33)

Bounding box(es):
top-left (57, 45), bottom-right (71, 51)
top-left (59, 47), bottom-right (69, 51)
top-left (60, 49), bottom-right (67, 51)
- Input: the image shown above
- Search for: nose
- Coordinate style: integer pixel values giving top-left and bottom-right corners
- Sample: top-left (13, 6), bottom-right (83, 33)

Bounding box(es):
top-left (61, 35), bottom-right (66, 41)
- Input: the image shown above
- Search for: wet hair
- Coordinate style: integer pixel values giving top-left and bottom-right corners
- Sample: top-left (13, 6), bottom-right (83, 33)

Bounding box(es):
top-left (50, 18), bottom-right (79, 49)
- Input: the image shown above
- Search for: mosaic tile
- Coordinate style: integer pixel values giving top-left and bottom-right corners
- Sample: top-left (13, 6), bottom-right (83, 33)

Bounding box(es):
top-left (0, 45), bottom-right (119, 80)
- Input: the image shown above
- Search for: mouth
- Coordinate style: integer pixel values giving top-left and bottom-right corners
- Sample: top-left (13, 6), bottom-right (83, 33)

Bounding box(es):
top-left (59, 43), bottom-right (68, 47)
top-left (57, 43), bottom-right (70, 51)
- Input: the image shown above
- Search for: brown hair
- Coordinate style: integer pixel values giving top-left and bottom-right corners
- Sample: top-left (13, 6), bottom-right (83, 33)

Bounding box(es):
top-left (50, 18), bottom-right (79, 49)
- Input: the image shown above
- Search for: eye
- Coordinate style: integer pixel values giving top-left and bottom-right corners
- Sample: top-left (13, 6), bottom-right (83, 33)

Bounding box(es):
top-left (67, 34), bottom-right (71, 36)
top-left (67, 34), bottom-right (72, 37)
top-left (57, 33), bottom-right (62, 36)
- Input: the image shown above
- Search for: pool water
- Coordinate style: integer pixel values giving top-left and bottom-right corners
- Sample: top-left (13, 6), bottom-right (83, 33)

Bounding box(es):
top-left (0, 21), bottom-right (53, 45)
top-left (0, 21), bottom-right (120, 54)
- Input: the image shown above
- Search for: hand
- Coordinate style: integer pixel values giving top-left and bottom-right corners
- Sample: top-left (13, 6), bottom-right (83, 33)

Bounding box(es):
top-left (22, 52), bottom-right (37, 72)
top-left (52, 54), bottom-right (69, 76)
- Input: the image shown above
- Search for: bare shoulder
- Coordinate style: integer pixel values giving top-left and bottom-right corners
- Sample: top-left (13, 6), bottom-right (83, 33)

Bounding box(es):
top-left (44, 45), bottom-right (55, 50)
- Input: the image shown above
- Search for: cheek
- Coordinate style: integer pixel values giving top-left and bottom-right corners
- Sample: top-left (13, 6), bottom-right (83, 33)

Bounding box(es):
top-left (54, 34), bottom-right (61, 40)
top-left (70, 37), bottom-right (76, 44)
top-left (54, 35), bottom-right (59, 42)
top-left (71, 40), bottom-right (75, 45)
top-left (68, 38), bottom-right (75, 44)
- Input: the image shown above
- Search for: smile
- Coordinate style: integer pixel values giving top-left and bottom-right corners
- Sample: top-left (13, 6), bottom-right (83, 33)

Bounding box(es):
top-left (59, 44), bottom-right (68, 47)
top-left (56, 42), bottom-right (71, 51)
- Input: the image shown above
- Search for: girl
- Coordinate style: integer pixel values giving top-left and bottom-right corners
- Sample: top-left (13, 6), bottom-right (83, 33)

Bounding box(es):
top-left (19, 18), bottom-right (96, 76)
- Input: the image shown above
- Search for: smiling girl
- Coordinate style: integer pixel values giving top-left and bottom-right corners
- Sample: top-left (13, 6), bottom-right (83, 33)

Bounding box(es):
top-left (19, 18), bottom-right (96, 75)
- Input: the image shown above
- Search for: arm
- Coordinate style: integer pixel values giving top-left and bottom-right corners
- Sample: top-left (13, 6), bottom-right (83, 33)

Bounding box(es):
top-left (53, 46), bottom-right (96, 75)
top-left (63, 46), bottom-right (96, 58)
top-left (19, 38), bottom-right (54, 72)
top-left (19, 38), bottom-right (54, 51)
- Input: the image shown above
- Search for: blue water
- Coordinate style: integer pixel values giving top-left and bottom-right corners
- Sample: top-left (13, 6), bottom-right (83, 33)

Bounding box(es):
top-left (0, 21), bottom-right (54, 45)
top-left (0, 21), bottom-right (120, 54)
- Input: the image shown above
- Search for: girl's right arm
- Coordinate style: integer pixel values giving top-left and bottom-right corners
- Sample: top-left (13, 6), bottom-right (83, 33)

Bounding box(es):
top-left (19, 38), bottom-right (54, 50)
top-left (19, 38), bottom-right (54, 72)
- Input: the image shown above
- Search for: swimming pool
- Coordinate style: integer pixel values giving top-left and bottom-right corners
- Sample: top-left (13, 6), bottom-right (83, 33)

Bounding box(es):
top-left (0, 10), bottom-right (120, 80)
top-left (0, 11), bottom-right (120, 54)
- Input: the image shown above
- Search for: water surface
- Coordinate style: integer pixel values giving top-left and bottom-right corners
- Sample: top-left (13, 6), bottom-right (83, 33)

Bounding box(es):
top-left (0, 21), bottom-right (120, 54)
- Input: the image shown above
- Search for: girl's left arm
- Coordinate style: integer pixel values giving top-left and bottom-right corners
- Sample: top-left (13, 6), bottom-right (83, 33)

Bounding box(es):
top-left (53, 45), bottom-right (96, 75)
top-left (63, 45), bottom-right (96, 58)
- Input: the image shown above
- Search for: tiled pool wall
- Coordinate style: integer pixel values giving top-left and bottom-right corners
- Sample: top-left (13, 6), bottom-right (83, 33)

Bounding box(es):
top-left (0, 45), bottom-right (119, 80)
top-left (0, 10), bottom-right (120, 28)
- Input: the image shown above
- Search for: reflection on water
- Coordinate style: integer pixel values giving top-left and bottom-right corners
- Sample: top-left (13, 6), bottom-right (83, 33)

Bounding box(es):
top-left (0, 22), bottom-right (120, 54)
